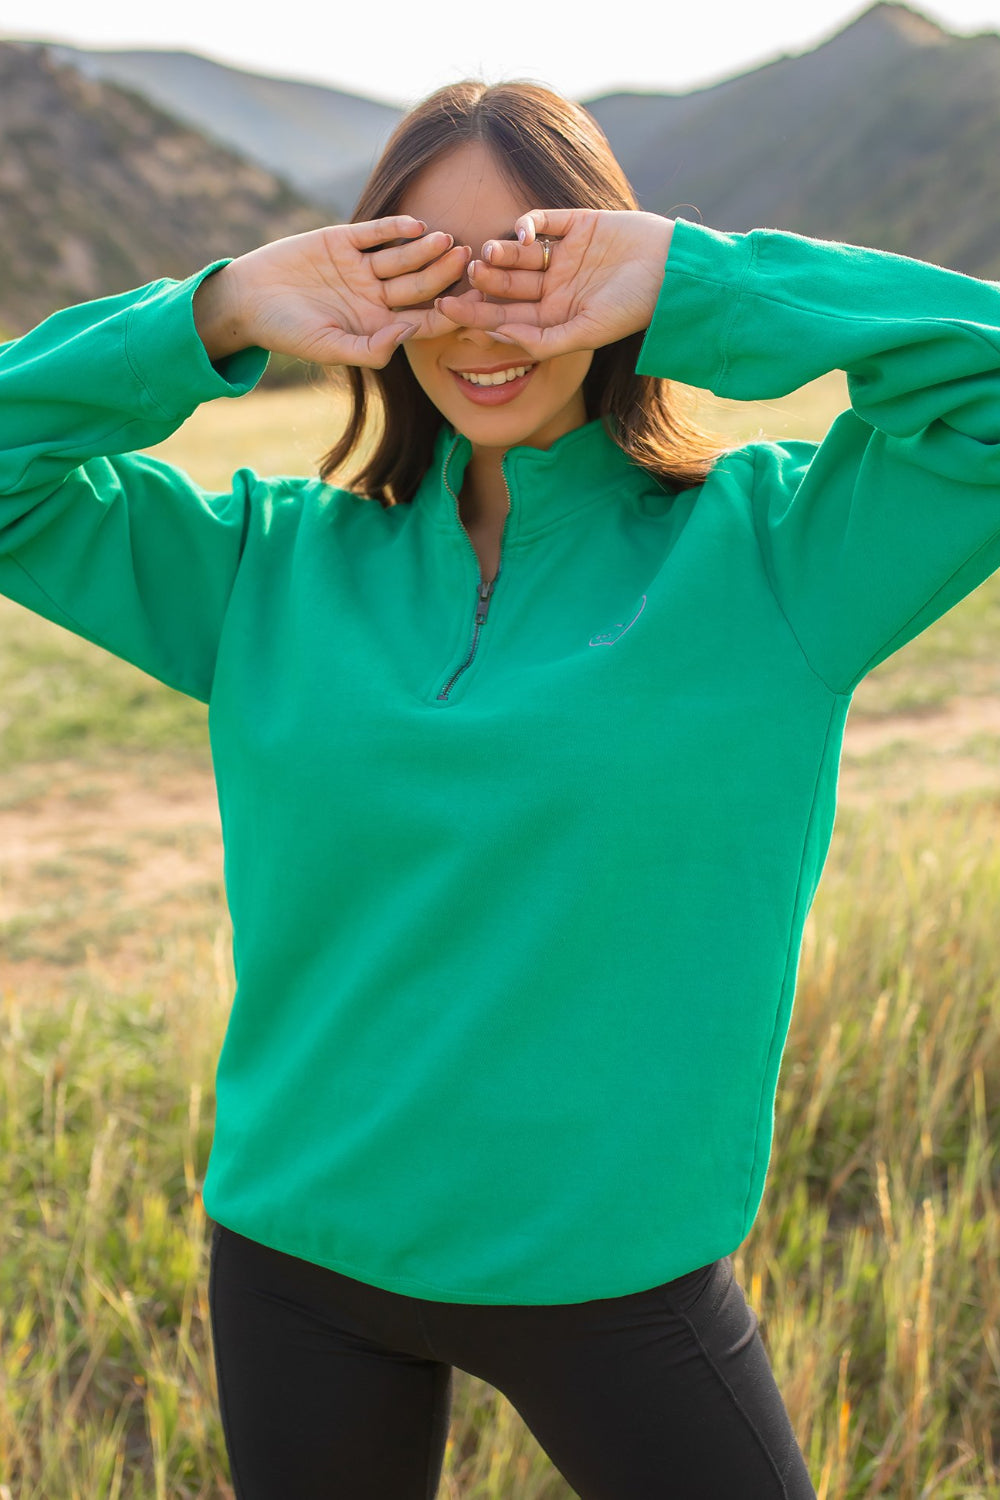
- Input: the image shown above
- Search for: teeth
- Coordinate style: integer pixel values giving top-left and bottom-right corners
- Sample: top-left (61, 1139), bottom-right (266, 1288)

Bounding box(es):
top-left (458, 366), bottom-right (531, 386)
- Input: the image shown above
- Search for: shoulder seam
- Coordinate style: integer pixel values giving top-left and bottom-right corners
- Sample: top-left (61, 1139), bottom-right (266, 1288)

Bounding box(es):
top-left (747, 446), bottom-right (840, 697)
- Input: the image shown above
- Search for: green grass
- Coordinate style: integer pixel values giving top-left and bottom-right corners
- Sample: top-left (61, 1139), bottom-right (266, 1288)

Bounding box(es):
top-left (0, 605), bottom-right (212, 770)
top-left (3, 380), bottom-right (1000, 1496)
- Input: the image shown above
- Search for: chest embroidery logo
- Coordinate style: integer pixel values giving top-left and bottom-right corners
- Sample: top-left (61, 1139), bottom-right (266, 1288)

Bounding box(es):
top-left (589, 595), bottom-right (647, 647)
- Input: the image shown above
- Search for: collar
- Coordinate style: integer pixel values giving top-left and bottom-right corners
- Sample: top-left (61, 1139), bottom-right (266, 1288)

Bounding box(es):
top-left (414, 417), bottom-right (665, 546)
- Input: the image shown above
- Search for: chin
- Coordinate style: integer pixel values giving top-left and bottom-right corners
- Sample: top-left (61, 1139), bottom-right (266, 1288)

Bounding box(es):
top-left (437, 386), bottom-right (587, 451)
top-left (450, 407), bottom-right (555, 444)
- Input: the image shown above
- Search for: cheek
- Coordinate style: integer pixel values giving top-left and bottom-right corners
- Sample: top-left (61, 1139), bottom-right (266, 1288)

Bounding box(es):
top-left (548, 352), bottom-right (594, 398)
top-left (402, 345), bottom-right (447, 396)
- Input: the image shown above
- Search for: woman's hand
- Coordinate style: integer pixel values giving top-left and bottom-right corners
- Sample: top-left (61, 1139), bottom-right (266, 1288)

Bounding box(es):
top-left (435, 209), bottom-right (675, 360)
top-left (193, 218), bottom-right (472, 368)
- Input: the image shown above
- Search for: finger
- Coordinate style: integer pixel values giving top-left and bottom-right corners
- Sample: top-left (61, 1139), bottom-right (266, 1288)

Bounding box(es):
top-left (434, 294), bottom-right (538, 330)
top-left (383, 244), bottom-right (472, 309)
top-left (363, 321), bottom-right (423, 366)
top-left (304, 324), bottom-right (397, 368)
top-left (490, 318), bottom-right (596, 360)
top-left (467, 260), bottom-right (544, 302)
top-left (405, 304), bottom-right (474, 340)
top-left (346, 215), bottom-right (428, 251)
top-left (512, 209), bottom-right (578, 245)
top-left (367, 230), bottom-right (455, 278)
top-left (481, 238), bottom-right (550, 272)
top-left (313, 313), bottom-right (444, 367)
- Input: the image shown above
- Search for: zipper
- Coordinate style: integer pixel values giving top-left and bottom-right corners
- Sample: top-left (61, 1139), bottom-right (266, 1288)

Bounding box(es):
top-left (436, 577), bottom-right (498, 701)
top-left (436, 439), bottom-right (512, 703)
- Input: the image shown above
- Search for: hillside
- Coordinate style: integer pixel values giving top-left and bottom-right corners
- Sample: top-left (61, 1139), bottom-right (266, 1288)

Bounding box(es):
top-left (5, 2), bottom-right (1000, 338)
top-left (45, 43), bottom-right (401, 209)
top-left (32, 2), bottom-right (1000, 286)
top-left (583, 1), bottom-right (1000, 278)
top-left (0, 42), bottom-right (322, 336)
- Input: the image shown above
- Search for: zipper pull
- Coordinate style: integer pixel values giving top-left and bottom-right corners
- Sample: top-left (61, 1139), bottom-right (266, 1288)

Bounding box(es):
top-left (475, 577), bottom-right (496, 625)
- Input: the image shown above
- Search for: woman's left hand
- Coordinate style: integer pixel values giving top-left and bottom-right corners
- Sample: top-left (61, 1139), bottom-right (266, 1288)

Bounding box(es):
top-left (434, 209), bottom-right (675, 360)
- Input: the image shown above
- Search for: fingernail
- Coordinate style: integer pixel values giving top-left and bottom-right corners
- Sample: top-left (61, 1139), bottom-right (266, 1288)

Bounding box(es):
top-left (492, 333), bottom-right (518, 345)
top-left (468, 260), bottom-right (477, 279)
top-left (517, 228), bottom-right (526, 244)
top-left (395, 323), bottom-right (419, 342)
top-left (482, 241), bottom-right (495, 262)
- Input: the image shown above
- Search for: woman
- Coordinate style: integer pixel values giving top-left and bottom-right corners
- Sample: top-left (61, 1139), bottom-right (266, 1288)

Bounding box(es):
top-left (3, 77), bottom-right (999, 1499)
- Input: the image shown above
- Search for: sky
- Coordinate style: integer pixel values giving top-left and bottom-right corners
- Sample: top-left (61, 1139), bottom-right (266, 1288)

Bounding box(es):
top-left (2, 0), bottom-right (999, 105)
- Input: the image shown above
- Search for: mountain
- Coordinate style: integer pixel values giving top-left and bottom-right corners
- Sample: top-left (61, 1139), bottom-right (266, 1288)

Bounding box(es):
top-left (582, 1), bottom-right (1000, 278)
top-left (28, 2), bottom-right (1000, 286)
top-left (0, 42), bottom-right (321, 337)
top-left (44, 44), bottom-right (402, 210)
top-left (3, 2), bottom-right (999, 340)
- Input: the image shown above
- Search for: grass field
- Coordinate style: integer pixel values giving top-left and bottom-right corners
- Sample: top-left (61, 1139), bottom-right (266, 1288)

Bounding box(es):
top-left (1, 374), bottom-right (999, 1497)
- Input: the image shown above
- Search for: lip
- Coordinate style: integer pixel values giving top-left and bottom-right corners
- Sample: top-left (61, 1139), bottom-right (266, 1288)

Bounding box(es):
top-left (450, 364), bottom-right (538, 406)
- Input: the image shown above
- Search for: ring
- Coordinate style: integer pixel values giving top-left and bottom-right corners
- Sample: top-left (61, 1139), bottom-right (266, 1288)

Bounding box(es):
top-left (540, 238), bottom-right (551, 272)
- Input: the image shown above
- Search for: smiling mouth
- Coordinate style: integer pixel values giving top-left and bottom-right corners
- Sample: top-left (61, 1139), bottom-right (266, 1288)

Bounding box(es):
top-left (449, 364), bottom-right (538, 405)
top-left (451, 363), bottom-right (536, 385)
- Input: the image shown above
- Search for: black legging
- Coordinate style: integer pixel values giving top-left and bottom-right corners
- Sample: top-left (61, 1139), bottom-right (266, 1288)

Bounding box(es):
top-left (208, 1222), bottom-right (817, 1499)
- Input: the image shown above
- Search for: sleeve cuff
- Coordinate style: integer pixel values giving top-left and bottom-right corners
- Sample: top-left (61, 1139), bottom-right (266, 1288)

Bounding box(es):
top-left (635, 218), bottom-right (756, 393)
top-left (125, 260), bottom-right (270, 419)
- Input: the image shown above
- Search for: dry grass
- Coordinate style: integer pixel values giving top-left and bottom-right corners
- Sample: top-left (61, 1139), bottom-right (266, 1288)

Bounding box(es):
top-left (141, 377), bottom-right (343, 493)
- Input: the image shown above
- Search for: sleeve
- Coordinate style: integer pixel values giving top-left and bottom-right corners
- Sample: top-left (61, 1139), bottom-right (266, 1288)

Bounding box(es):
top-left (635, 217), bottom-right (1000, 693)
top-left (0, 263), bottom-right (270, 705)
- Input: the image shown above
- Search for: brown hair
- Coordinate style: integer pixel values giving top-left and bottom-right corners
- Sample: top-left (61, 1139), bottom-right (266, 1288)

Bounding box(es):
top-left (320, 79), bottom-right (730, 505)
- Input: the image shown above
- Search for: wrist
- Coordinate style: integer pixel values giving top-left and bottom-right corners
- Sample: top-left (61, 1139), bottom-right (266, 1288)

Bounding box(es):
top-left (646, 213), bottom-right (675, 273)
top-left (192, 263), bottom-right (248, 362)
top-left (625, 214), bottom-right (675, 340)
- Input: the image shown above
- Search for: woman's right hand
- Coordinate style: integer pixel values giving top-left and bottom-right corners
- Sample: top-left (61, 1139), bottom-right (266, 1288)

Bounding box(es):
top-left (193, 217), bottom-right (471, 368)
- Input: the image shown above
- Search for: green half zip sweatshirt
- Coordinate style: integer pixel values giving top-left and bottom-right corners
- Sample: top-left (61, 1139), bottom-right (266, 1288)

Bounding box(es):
top-left (2, 219), bottom-right (999, 1303)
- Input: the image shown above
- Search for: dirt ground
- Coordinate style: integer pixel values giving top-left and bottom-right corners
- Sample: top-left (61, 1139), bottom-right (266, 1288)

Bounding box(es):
top-left (0, 756), bottom-right (224, 1004)
top-left (841, 693), bottom-right (1000, 800)
top-left (2, 696), bottom-right (998, 1004)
